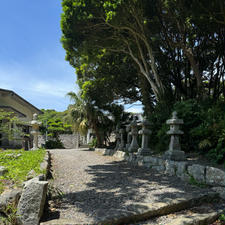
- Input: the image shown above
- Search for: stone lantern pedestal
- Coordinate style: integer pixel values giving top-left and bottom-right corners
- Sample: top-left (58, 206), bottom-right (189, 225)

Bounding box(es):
top-left (31, 113), bottom-right (41, 150)
top-left (164, 111), bottom-right (186, 161)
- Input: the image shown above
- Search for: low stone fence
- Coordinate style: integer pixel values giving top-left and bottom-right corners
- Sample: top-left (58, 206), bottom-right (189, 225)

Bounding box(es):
top-left (95, 148), bottom-right (225, 200)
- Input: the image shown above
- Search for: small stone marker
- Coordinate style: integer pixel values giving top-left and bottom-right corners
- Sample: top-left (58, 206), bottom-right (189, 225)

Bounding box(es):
top-left (138, 117), bottom-right (152, 156)
top-left (164, 111), bottom-right (186, 161)
top-left (31, 113), bottom-right (41, 150)
top-left (128, 119), bottom-right (139, 152)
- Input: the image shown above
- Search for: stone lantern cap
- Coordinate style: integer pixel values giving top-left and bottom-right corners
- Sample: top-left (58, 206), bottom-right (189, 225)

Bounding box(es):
top-left (31, 113), bottom-right (41, 127)
top-left (166, 111), bottom-right (183, 125)
top-left (166, 111), bottom-right (184, 135)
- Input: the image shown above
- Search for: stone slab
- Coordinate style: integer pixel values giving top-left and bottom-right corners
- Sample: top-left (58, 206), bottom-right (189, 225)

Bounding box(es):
top-left (206, 166), bottom-right (225, 187)
top-left (17, 178), bottom-right (48, 225)
top-left (40, 192), bottom-right (219, 225)
top-left (187, 164), bottom-right (206, 183)
top-left (212, 186), bottom-right (225, 200)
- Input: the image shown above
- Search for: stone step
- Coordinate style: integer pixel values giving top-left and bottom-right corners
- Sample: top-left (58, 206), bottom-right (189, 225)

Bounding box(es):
top-left (135, 200), bottom-right (225, 225)
top-left (40, 192), bottom-right (221, 225)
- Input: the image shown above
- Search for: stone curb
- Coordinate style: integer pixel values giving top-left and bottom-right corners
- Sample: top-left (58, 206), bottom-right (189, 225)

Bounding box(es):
top-left (165, 209), bottom-right (224, 225)
top-left (99, 192), bottom-right (219, 225)
top-left (95, 148), bottom-right (225, 200)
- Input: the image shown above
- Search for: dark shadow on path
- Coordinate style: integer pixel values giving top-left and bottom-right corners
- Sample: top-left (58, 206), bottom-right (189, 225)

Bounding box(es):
top-left (43, 159), bottom-right (212, 224)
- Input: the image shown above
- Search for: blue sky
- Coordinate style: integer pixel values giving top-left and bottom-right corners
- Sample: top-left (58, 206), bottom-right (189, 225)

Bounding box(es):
top-left (0, 0), bottom-right (142, 113)
top-left (0, 0), bottom-right (77, 111)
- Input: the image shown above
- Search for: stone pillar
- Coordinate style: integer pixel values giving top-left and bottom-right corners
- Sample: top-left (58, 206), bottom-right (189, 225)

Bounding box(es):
top-left (125, 124), bottom-right (132, 150)
top-left (128, 119), bottom-right (139, 152)
top-left (164, 111), bottom-right (186, 161)
top-left (114, 125), bottom-right (120, 151)
top-left (31, 113), bottom-right (41, 150)
top-left (119, 128), bottom-right (125, 150)
top-left (137, 118), bottom-right (152, 156)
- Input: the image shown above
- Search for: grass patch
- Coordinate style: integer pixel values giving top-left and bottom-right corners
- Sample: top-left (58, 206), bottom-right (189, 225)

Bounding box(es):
top-left (0, 149), bottom-right (46, 194)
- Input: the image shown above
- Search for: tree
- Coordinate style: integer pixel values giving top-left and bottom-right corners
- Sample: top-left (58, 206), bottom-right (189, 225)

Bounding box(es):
top-left (66, 91), bottom-right (125, 147)
top-left (61, 0), bottom-right (170, 102)
top-left (38, 109), bottom-right (72, 140)
top-left (61, 0), bottom-right (225, 109)
top-left (0, 110), bottom-right (26, 143)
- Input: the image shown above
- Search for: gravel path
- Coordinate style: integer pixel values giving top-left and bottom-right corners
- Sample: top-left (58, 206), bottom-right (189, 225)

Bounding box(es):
top-left (41, 149), bottom-right (213, 224)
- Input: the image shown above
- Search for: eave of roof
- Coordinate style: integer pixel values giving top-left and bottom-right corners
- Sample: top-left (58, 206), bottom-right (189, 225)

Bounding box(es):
top-left (0, 88), bottom-right (43, 114)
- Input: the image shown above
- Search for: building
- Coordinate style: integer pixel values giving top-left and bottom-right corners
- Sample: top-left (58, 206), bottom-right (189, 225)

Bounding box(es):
top-left (0, 88), bottom-right (42, 148)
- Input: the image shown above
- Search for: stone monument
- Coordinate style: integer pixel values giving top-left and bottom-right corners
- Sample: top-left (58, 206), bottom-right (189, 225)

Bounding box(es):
top-left (137, 117), bottom-right (152, 156)
top-left (31, 113), bottom-right (41, 150)
top-left (164, 111), bottom-right (186, 161)
top-left (128, 119), bottom-right (139, 152)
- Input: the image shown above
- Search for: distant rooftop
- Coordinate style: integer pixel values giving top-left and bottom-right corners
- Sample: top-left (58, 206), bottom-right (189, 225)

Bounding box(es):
top-left (0, 88), bottom-right (42, 114)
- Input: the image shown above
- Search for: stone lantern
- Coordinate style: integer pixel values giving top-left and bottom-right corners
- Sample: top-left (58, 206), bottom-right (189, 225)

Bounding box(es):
top-left (128, 119), bottom-right (139, 152)
top-left (164, 111), bottom-right (186, 161)
top-left (31, 113), bottom-right (41, 150)
top-left (138, 117), bottom-right (152, 156)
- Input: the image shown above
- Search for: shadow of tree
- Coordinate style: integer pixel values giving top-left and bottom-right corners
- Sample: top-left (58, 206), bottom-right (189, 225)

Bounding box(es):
top-left (42, 159), bottom-right (211, 224)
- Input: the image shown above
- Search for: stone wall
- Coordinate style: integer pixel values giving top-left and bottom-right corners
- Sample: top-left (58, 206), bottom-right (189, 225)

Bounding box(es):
top-left (38, 134), bottom-right (79, 149)
top-left (95, 148), bottom-right (225, 200)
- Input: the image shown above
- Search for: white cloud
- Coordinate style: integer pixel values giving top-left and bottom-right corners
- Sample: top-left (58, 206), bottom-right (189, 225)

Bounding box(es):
top-left (125, 102), bottom-right (143, 113)
top-left (0, 51), bottom-right (78, 111)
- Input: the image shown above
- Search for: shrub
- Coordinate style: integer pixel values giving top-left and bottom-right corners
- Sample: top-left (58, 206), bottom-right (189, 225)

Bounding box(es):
top-left (89, 138), bottom-right (97, 148)
top-left (45, 140), bottom-right (64, 149)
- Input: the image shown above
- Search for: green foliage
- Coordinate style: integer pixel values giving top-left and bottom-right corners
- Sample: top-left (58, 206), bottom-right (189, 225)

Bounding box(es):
top-left (0, 110), bottom-right (26, 141)
top-left (38, 109), bottom-right (72, 140)
top-left (89, 138), bottom-right (97, 148)
top-left (148, 102), bottom-right (171, 152)
top-left (219, 214), bottom-right (225, 222)
top-left (0, 149), bottom-right (46, 193)
top-left (66, 91), bottom-right (125, 147)
top-left (45, 140), bottom-right (64, 149)
top-left (1, 203), bottom-right (18, 225)
top-left (188, 175), bottom-right (208, 188)
top-left (149, 99), bottom-right (225, 164)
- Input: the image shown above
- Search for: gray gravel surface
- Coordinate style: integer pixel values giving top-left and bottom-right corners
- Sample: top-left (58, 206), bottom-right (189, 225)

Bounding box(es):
top-left (41, 149), bottom-right (213, 224)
